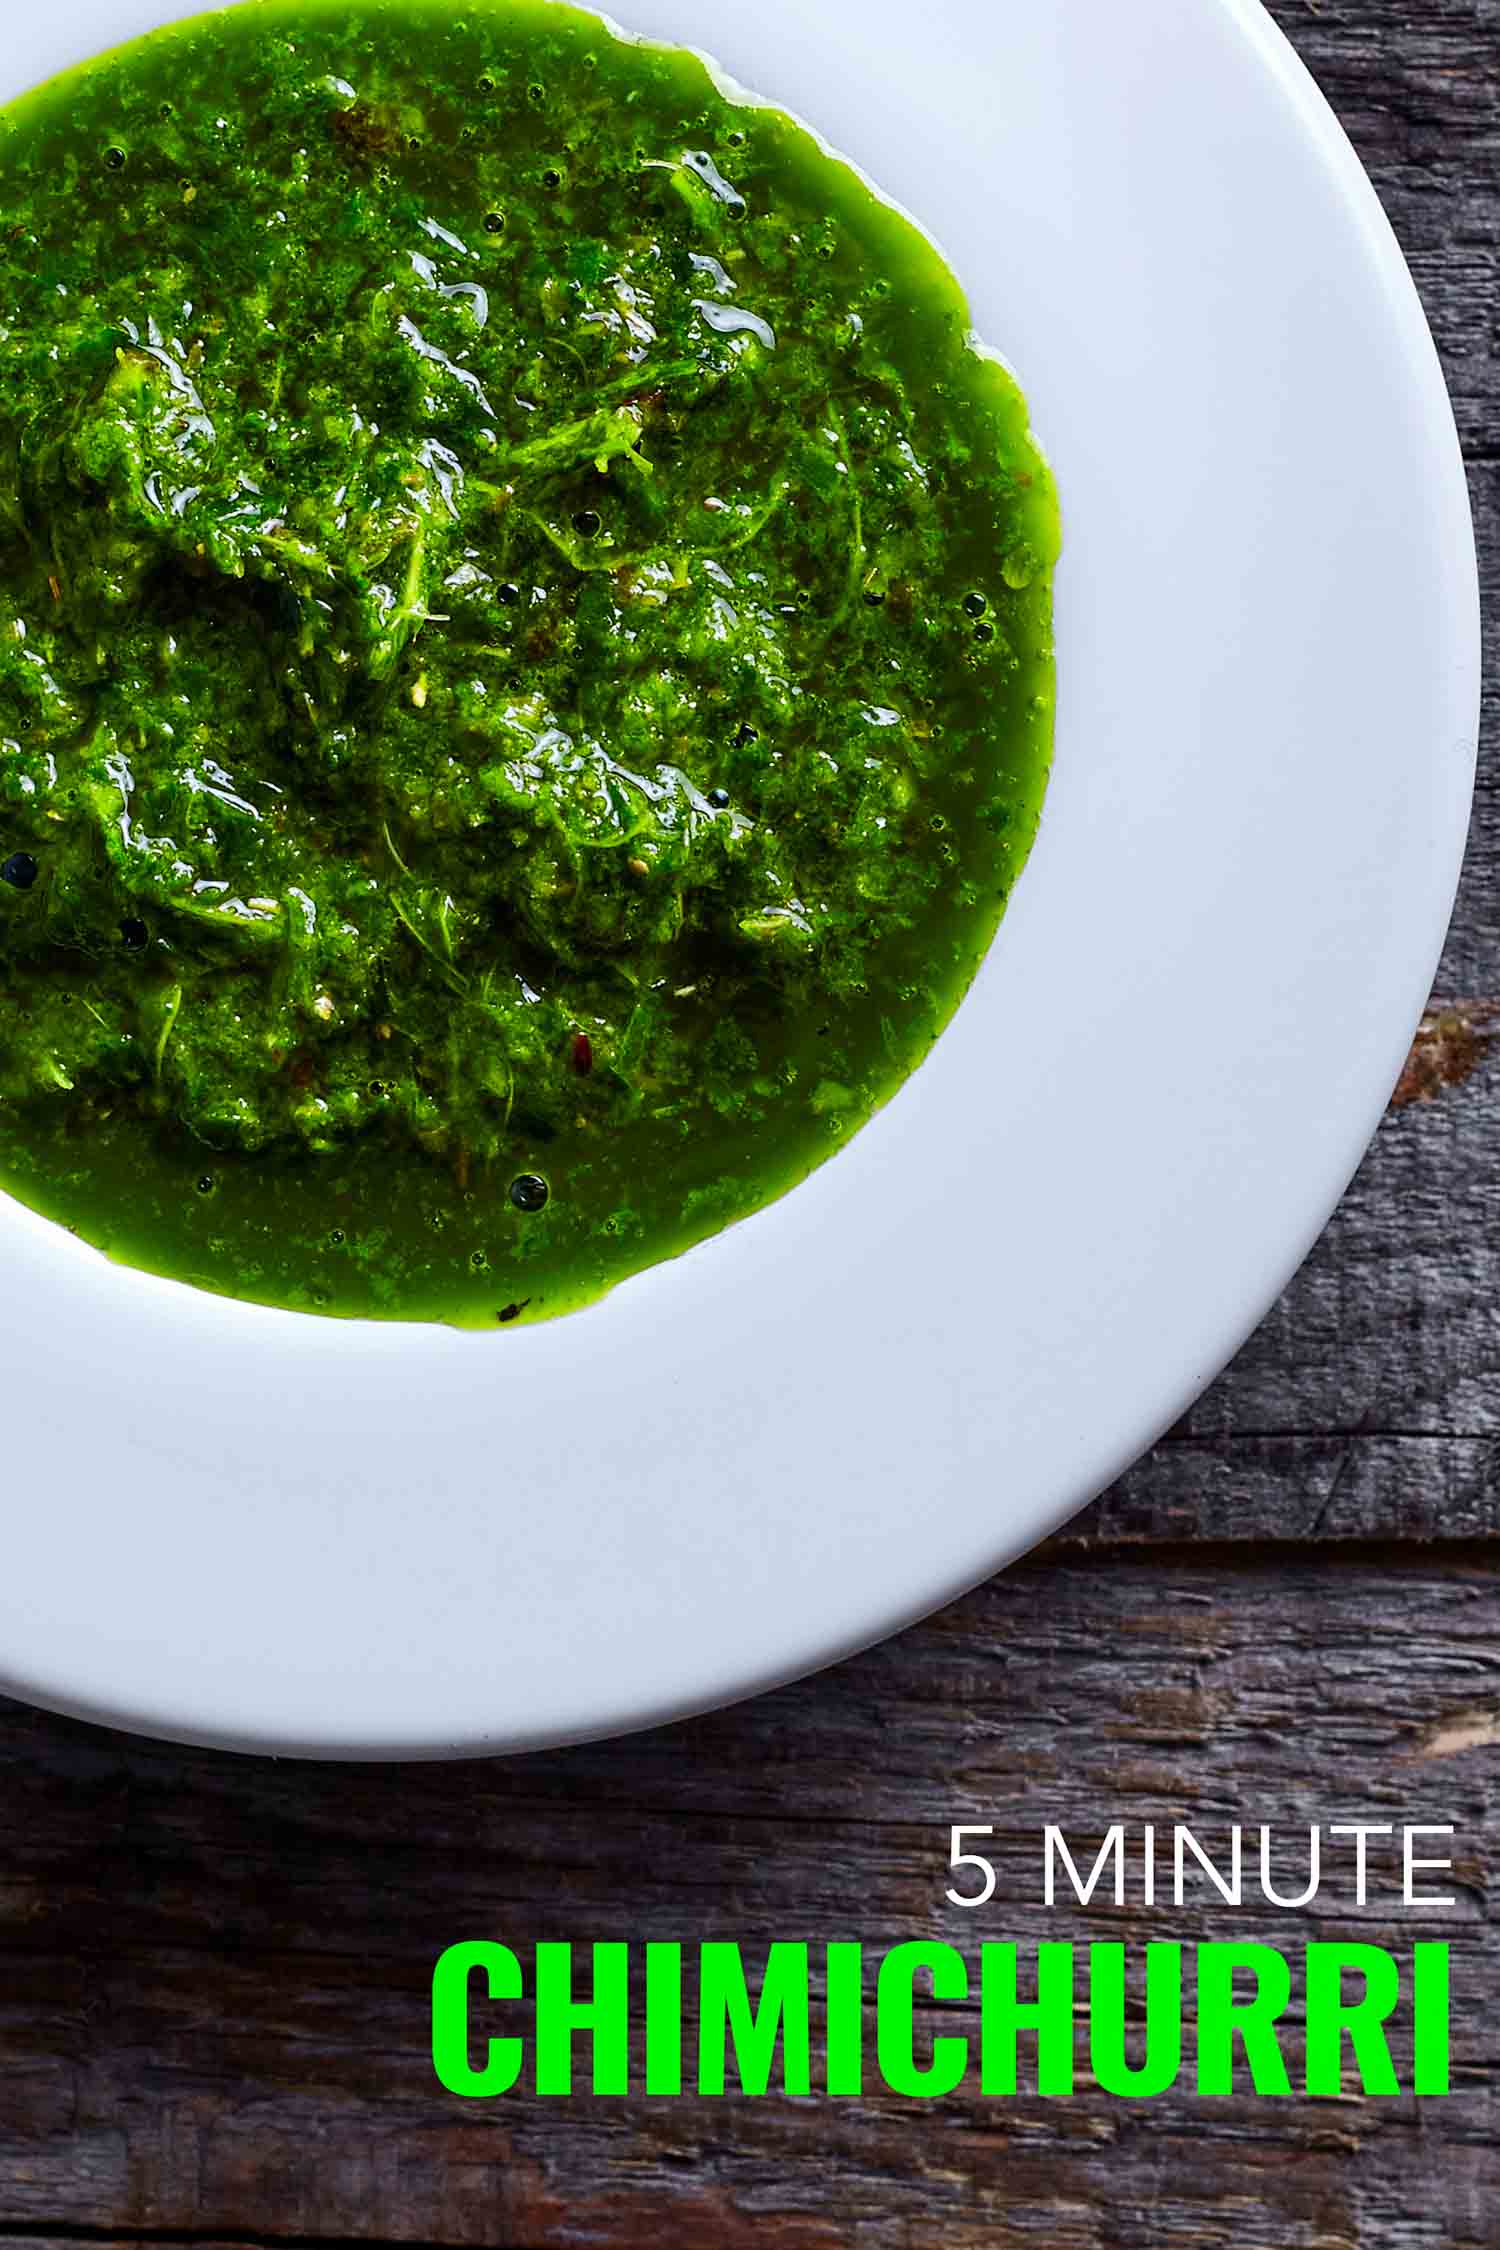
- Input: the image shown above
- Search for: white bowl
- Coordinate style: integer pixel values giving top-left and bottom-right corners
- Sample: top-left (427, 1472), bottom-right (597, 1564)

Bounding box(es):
top-left (0, 0), bottom-right (1479, 1756)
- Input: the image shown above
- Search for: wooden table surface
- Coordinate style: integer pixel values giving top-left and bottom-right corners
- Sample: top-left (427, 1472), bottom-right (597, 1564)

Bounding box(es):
top-left (2, 3), bottom-right (1495, 2243)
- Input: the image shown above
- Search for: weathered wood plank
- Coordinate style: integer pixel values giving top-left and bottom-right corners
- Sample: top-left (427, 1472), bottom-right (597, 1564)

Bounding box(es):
top-left (0, 1552), bottom-right (1494, 2246)
top-left (0, 9), bottom-right (1495, 2250)
top-left (1065, 1433), bottom-right (1500, 1545)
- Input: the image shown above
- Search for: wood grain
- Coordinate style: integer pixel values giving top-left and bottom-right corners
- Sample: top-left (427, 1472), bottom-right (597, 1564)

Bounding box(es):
top-left (0, 1552), bottom-right (1496, 2247)
top-left (0, 1), bottom-right (1495, 2244)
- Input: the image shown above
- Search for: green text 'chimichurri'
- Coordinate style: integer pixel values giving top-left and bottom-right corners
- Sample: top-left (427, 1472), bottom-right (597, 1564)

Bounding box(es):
top-left (0, 0), bottom-right (1059, 1326)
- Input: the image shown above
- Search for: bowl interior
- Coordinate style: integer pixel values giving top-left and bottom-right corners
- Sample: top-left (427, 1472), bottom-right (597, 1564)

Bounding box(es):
top-left (0, 0), bottom-right (1478, 1756)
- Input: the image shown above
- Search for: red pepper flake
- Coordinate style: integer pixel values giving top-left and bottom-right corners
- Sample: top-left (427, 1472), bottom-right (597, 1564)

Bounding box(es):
top-left (571, 1032), bottom-right (594, 1076)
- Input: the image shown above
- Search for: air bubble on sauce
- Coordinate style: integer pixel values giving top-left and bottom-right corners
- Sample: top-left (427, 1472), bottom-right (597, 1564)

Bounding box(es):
top-left (680, 148), bottom-right (745, 208)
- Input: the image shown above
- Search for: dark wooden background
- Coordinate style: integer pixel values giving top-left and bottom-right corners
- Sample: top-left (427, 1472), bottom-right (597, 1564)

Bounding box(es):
top-left (2, 2), bottom-right (1495, 2241)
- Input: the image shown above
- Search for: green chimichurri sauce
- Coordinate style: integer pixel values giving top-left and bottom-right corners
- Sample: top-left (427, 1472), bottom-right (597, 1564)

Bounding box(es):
top-left (0, 0), bottom-right (1059, 1326)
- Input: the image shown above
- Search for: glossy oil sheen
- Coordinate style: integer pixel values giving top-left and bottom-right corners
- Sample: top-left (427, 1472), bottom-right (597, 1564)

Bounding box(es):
top-left (0, 0), bottom-right (1058, 1326)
